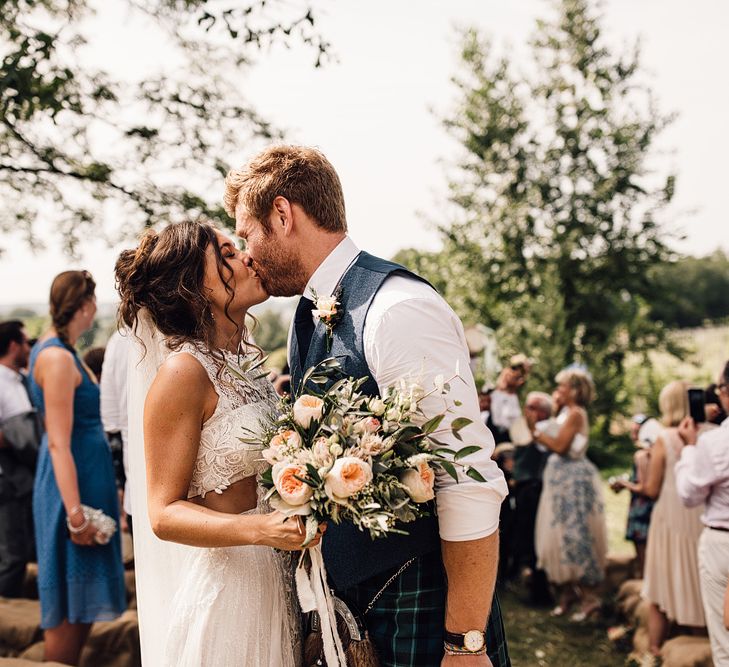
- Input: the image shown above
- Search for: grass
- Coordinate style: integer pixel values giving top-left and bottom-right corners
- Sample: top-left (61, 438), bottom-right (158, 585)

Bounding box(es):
top-left (500, 480), bottom-right (635, 665)
top-left (500, 587), bottom-right (625, 667)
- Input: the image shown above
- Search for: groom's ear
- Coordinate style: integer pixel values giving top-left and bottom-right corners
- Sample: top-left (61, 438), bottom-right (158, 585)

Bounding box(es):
top-left (272, 196), bottom-right (295, 237)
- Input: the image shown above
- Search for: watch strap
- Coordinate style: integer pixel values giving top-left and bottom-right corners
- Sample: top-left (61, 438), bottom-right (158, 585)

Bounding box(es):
top-left (444, 629), bottom-right (486, 651)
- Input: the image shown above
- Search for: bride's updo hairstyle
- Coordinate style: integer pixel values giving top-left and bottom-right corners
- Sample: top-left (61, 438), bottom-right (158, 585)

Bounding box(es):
top-left (116, 220), bottom-right (248, 356)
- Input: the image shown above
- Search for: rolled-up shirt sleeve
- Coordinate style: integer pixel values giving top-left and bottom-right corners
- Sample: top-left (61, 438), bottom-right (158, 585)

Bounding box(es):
top-left (365, 287), bottom-right (508, 542)
top-left (675, 440), bottom-right (716, 508)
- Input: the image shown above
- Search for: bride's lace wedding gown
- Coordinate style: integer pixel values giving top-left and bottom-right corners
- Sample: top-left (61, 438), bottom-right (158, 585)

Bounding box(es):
top-left (161, 343), bottom-right (300, 667)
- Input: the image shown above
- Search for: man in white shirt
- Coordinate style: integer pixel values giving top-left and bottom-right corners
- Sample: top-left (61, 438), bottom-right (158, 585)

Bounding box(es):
top-left (226, 145), bottom-right (510, 666)
top-left (0, 320), bottom-right (37, 597)
top-left (676, 362), bottom-right (729, 664)
top-left (489, 355), bottom-right (531, 444)
top-left (100, 329), bottom-right (132, 529)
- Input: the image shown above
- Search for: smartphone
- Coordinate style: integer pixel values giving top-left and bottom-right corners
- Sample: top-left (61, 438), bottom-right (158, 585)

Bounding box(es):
top-left (688, 388), bottom-right (705, 423)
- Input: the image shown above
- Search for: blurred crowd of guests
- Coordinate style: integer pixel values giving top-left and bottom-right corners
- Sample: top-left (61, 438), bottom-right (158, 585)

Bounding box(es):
top-left (485, 353), bottom-right (729, 664)
top-left (0, 271), bottom-right (127, 665)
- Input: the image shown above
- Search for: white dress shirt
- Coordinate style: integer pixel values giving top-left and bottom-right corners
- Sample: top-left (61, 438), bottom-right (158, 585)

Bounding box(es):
top-left (295, 236), bottom-right (508, 541)
top-left (490, 389), bottom-right (522, 431)
top-left (100, 330), bottom-right (132, 515)
top-left (0, 363), bottom-right (32, 422)
top-left (675, 417), bottom-right (729, 530)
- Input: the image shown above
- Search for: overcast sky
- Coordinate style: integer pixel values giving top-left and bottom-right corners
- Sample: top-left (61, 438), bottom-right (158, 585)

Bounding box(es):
top-left (1, 0), bottom-right (727, 307)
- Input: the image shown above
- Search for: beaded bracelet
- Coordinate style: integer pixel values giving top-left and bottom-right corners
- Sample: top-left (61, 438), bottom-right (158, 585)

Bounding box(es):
top-left (444, 641), bottom-right (487, 656)
top-left (66, 514), bottom-right (89, 534)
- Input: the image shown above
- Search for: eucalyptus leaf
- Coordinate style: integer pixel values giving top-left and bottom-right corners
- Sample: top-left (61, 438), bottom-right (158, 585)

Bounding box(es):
top-left (454, 445), bottom-right (481, 460)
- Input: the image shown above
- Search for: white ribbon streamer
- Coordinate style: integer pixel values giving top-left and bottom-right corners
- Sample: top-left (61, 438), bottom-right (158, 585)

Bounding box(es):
top-left (296, 544), bottom-right (347, 667)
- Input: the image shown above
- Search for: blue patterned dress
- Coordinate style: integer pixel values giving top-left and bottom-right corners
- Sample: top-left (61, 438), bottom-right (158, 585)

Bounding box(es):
top-left (29, 337), bottom-right (126, 629)
top-left (534, 413), bottom-right (608, 587)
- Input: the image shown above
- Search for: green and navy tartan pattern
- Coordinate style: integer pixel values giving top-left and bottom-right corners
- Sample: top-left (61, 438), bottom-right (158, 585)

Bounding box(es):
top-left (340, 551), bottom-right (510, 667)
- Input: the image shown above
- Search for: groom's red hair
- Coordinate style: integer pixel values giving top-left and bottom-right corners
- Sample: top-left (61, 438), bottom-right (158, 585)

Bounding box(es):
top-left (224, 145), bottom-right (347, 234)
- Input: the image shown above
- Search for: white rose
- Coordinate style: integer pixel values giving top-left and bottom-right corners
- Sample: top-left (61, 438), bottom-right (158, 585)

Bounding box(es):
top-left (369, 398), bottom-right (387, 416)
top-left (400, 459), bottom-right (436, 503)
top-left (272, 462), bottom-right (314, 507)
top-left (324, 457), bottom-right (373, 500)
top-left (261, 444), bottom-right (285, 465)
top-left (385, 408), bottom-right (400, 422)
top-left (329, 443), bottom-right (344, 457)
top-left (293, 395), bottom-right (324, 429)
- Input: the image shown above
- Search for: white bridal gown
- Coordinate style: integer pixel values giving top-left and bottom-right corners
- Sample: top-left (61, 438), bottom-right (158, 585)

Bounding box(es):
top-left (129, 337), bottom-right (300, 667)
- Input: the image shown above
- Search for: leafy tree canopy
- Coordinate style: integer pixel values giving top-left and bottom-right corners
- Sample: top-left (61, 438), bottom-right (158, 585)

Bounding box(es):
top-left (1, 0), bottom-right (329, 254)
top-left (396, 0), bottom-right (680, 435)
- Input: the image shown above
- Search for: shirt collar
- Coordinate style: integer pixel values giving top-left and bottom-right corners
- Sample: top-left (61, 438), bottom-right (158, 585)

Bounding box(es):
top-left (303, 236), bottom-right (360, 300)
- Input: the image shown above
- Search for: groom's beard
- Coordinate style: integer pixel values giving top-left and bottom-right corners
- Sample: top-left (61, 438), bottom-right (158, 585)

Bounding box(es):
top-left (252, 244), bottom-right (308, 297)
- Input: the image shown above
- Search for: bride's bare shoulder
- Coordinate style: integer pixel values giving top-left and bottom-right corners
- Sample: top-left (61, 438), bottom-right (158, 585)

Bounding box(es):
top-left (150, 352), bottom-right (212, 400)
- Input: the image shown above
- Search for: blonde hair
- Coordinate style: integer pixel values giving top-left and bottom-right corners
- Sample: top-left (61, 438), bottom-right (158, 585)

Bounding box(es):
top-left (555, 368), bottom-right (595, 407)
top-left (658, 380), bottom-right (689, 427)
top-left (223, 145), bottom-right (347, 234)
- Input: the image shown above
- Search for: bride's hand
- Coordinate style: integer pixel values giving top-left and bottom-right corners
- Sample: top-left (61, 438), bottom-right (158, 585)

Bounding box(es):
top-left (254, 512), bottom-right (326, 551)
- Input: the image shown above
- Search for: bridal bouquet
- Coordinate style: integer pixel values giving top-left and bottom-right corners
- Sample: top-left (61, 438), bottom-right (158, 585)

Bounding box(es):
top-left (250, 358), bottom-right (486, 546)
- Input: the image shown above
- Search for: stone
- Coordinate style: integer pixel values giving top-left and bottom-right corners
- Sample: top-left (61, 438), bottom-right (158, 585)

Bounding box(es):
top-left (661, 636), bottom-right (713, 667)
top-left (0, 599), bottom-right (40, 656)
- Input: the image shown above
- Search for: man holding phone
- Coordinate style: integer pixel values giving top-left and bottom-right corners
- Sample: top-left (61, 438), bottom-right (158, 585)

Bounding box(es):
top-left (677, 361), bottom-right (729, 664)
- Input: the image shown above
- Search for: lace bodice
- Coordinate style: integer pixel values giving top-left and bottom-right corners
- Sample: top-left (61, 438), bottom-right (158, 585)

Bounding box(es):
top-left (168, 343), bottom-right (278, 498)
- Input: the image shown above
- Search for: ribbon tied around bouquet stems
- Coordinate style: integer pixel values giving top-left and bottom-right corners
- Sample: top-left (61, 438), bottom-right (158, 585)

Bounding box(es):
top-left (296, 543), bottom-right (348, 667)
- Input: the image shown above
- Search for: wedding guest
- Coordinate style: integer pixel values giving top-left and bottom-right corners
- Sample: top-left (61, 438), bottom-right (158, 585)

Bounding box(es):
top-left (642, 380), bottom-right (707, 658)
top-left (611, 415), bottom-right (660, 577)
top-left (28, 271), bottom-right (125, 665)
top-left (676, 360), bottom-right (729, 664)
top-left (705, 383), bottom-right (727, 425)
top-left (512, 391), bottom-right (553, 604)
top-left (100, 328), bottom-right (132, 533)
top-left (0, 320), bottom-right (38, 597)
top-left (479, 384), bottom-right (500, 436)
top-left (82, 346), bottom-right (105, 382)
top-left (533, 368), bottom-right (607, 621)
top-left (493, 442), bottom-right (516, 582)
top-left (490, 354), bottom-right (531, 443)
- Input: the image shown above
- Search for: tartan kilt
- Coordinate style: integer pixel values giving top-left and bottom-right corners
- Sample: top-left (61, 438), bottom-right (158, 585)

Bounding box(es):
top-left (340, 550), bottom-right (510, 667)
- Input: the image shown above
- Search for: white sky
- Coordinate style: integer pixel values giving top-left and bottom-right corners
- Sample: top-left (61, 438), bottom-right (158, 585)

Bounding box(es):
top-left (1, 0), bottom-right (728, 307)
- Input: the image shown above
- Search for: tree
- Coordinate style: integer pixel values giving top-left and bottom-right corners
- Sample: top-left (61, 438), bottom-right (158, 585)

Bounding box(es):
top-left (398, 0), bottom-right (678, 437)
top-left (252, 307), bottom-right (289, 355)
top-left (648, 250), bottom-right (729, 328)
top-left (1, 0), bottom-right (329, 254)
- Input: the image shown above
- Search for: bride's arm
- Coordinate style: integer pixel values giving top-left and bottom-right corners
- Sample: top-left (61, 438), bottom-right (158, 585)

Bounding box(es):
top-left (143, 353), bottom-right (316, 551)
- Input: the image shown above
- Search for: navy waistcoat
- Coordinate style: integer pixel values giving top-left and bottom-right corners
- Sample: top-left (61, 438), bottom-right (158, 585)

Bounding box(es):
top-left (289, 251), bottom-right (441, 591)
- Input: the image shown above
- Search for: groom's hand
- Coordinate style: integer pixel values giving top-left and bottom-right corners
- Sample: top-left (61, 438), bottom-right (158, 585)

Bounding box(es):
top-left (442, 654), bottom-right (493, 667)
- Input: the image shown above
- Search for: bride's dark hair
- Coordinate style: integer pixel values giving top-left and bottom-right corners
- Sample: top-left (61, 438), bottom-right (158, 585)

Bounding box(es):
top-left (116, 220), bottom-right (257, 360)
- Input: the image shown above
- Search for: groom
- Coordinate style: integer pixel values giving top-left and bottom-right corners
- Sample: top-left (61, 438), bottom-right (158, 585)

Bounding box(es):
top-left (225, 145), bottom-right (510, 667)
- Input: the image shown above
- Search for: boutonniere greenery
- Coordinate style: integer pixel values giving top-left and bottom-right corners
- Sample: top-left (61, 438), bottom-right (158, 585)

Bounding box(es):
top-left (310, 286), bottom-right (343, 351)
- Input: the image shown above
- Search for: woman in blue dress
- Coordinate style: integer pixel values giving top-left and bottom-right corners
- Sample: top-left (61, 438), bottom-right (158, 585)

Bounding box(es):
top-left (28, 270), bottom-right (125, 665)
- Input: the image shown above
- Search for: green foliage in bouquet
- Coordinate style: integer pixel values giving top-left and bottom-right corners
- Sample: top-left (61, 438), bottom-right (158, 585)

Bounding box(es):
top-left (245, 359), bottom-right (485, 546)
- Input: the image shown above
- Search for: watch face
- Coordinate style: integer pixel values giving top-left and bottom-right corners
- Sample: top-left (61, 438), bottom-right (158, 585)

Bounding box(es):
top-left (464, 630), bottom-right (485, 652)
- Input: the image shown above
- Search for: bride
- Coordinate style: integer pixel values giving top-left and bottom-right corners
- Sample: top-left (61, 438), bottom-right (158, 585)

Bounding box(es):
top-left (115, 220), bottom-right (319, 666)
